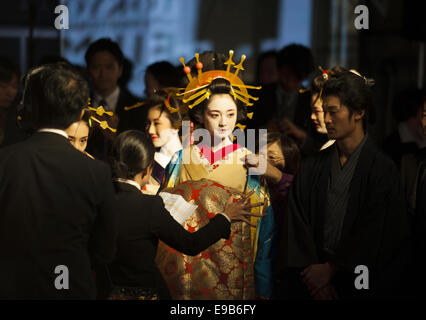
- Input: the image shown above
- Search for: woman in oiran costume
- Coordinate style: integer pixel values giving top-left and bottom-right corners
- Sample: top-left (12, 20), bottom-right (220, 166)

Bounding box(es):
top-left (155, 51), bottom-right (276, 299)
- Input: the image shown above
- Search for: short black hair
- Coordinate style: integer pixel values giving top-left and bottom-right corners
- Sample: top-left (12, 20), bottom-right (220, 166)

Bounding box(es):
top-left (276, 44), bottom-right (314, 80)
top-left (392, 88), bottom-right (426, 122)
top-left (85, 38), bottom-right (124, 67)
top-left (267, 131), bottom-right (301, 175)
top-left (111, 130), bottom-right (155, 179)
top-left (22, 63), bottom-right (90, 130)
top-left (322, 71), bottom-right (376, 131)
top-left (0, 56), bottom-right (20, 83)
top-left (146, 61), bottom-right (182, 88)
top-left (183, 52), bottom-right (247, 126)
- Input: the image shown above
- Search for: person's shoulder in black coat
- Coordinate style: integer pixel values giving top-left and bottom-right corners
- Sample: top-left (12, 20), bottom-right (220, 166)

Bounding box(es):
top-left (0, 132), bottom-right (117, 299)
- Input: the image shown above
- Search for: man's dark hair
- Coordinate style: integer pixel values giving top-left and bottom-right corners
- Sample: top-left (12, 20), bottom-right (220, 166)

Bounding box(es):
top-left (111, 130), bottom-right (155, 179)
top-left (392, 88), bottom-right (426, 122)
top-left (322, 71), bottom-right (376, 131)
top-left (276, 44), bottom-right (314, 80)
top-left (0, 56), bottom-right (20, 83)
top-left (311, 66), bottom-right (348, 95)
top-left (146, 61), bottom-right (182, 88)
top-left (22, 63), bottom-right (90, 130)
top-left (85, 38), bottom-right (124, 67)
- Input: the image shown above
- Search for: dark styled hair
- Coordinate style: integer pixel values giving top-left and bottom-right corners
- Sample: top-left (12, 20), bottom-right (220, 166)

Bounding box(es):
top-left (111, 130), bottom-right (155, 179)
top-left (85, 38), bottom-right (124, 67)
top-left (311, 66), bottom-right (348, 96)
top-left (183, 51), bottom-right (247, 126)
top-left (144, 90), bottom-right (182, 130)
top-left (267, 131), bottom-right (301, 175)
top-left (146, 61), bottom-right (182, 88)
top-left (0, 56), bottom-right (20, 83)
top-left (21, 63), bottom-right (90, 130)
top-left (277, 44), bottom-right (314, 80)
top-left (322, 71), bottom-right (376, 131)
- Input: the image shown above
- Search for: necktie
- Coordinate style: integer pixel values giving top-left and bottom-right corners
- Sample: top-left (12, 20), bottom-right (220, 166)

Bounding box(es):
top-left (99, 99), bottom-right (108, 110)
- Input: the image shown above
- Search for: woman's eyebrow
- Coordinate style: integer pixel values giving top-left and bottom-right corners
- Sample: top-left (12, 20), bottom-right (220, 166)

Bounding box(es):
top-left (325, 105), bottom-right (339, 110)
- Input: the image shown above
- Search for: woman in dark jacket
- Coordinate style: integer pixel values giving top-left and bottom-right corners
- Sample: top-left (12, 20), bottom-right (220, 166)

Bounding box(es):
top-left (104, 130), bottom-right (262, 299)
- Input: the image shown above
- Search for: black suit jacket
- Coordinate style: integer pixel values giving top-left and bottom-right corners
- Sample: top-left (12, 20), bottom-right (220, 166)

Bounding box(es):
top-left (105, 181), bottom-right (231, 299)
top-left (0, 132), bottom-right (117, 299)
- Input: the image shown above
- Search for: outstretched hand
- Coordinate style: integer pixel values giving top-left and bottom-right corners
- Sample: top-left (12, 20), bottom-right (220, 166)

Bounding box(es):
top-left (223, 190), bottom-right (264, 227)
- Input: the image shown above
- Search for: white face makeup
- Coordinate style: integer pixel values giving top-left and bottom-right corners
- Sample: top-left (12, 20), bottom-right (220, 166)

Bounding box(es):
top-left (202, 94), bottom-right (237, 142)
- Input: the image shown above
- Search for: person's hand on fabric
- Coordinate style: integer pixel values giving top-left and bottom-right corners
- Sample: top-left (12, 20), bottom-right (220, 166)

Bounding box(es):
top-left (243, 154), bottom-right (283, 184)
top-left (280, 118), bottom-right (307, 142)
top-left (223, 190), bottom-right (264, 227)
top-left (301, 263), bottom-right (338, 296)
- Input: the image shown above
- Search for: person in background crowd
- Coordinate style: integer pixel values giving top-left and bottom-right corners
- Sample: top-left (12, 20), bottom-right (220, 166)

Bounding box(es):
top-left (0, 56), bottom-right (26, 147)
top-left (248, 44), bottom-right (320, 157)
top-left (383, 88), bottom-right (426, 169)
top-left (84, 38), bottom-right (142, 160)
top-left (142, 91), bottom-right (182, 194)
top-left (244, 131), bottom-right (301, 299)
top-left (256, 50), bottom-right (279, 86)
top-left (144, 61), bottom-right (182, 99)
top-left (308, 66), bottom-right (349, 151)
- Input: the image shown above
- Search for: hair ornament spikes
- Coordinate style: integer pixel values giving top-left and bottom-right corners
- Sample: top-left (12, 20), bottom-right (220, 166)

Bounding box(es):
top-left (124, 101), bottom-right (145, 111)
top-left (177, 50), bottom-right (261, 111)
top-left (349, 69), bottom-right (375, 87)
top-left (89, 116), bottom-right (117, 133)
top-left (89, 106), bottom-right (114, 117)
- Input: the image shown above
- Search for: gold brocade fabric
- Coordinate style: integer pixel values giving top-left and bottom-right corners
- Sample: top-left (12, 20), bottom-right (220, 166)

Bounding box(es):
top-left (177, 145), bottom-right (249, 192)
top-left (155, 179), bottom-right (255, 300)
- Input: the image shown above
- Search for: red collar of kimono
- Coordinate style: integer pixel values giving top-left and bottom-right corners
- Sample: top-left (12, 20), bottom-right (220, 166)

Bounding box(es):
top-left (197, 143), bottom-right (243, 164)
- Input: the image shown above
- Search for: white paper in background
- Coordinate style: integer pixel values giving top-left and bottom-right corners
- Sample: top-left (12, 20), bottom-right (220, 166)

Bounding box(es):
top-left (159, 192), bottom-right (198, 225)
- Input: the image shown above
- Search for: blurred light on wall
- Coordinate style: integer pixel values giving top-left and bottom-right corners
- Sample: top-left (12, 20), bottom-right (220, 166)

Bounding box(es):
top-left (277, 0), bottom-right (312, 48)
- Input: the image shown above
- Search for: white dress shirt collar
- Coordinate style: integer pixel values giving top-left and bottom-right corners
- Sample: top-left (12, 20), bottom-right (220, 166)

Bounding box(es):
top-left (38, 128), bottom-right (69, 139)
top-left (114, 178), bottom-right (141, 190)
top-left (94, 86), bottom-right (120, 113)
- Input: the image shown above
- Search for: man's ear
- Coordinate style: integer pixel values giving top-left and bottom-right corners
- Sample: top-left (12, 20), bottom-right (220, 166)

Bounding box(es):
top-left (118, 65), bottom-right (123, 79)
top-left (354, 109), bottom-right (365, 121)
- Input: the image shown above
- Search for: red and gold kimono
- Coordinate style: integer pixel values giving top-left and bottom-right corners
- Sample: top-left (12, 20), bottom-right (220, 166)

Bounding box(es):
top-left (155, 142), bottom-right (272, 299)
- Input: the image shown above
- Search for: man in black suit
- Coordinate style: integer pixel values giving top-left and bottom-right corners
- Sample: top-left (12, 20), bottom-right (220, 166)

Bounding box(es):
top-left (0, 63), bottom-right (117, 299)
top-left (84, 38), bottom-right (143, 161)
